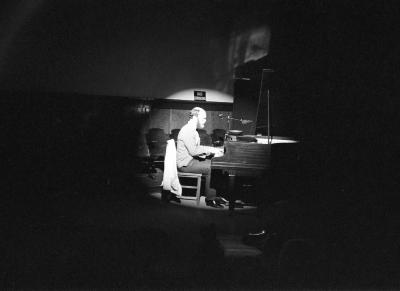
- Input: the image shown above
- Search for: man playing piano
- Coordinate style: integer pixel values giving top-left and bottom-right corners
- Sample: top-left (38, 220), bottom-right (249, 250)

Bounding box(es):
top-left (176, 107), bottom-right (225, 208)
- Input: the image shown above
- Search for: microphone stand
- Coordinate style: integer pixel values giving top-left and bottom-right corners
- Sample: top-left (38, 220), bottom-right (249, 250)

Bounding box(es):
top-left (256, 68), bottom-right (273, 144)
top-left (219, 115), bottom-right (251, 131)
top-left (267, 88), bottom-right (271, 144)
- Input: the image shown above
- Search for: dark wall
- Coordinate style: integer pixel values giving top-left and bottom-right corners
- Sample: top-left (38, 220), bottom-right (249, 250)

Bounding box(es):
top-left (0, 0), bottom-right (238, 97)
top-left (265, 1), bottom-right (398, 197)
top-left (1, 91), bottom-right (148, 219)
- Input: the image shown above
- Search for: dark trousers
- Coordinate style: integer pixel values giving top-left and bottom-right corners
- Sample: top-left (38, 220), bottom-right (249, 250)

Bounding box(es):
top-left (178, 158), bottom-right (216, 200)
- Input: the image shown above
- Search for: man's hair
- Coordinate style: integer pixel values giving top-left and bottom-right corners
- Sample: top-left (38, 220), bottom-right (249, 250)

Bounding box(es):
top-left (189, 107), bottom-right (205, 119)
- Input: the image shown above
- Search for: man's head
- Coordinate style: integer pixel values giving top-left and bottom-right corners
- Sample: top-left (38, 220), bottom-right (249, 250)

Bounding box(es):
top-left (189, 107), bottom-right (207, 129)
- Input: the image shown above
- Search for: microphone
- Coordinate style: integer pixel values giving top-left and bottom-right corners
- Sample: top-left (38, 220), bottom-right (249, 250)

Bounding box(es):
top-left (241, 119), bottom-right (253, 125)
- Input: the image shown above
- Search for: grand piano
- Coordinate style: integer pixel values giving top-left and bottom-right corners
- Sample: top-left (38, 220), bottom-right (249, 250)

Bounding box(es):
top-left (212, 136), bottom-right (298, 211)
top-left (211, 60), bottom-right (300, 211)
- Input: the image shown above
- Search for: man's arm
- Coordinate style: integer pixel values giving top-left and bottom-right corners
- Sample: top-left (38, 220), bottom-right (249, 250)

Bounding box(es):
top-left (181, 133), bottom-right (212, 157)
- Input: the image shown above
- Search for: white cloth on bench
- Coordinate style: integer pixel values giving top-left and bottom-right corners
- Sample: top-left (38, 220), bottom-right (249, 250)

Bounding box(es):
top-left (161, 139), bottom-right (182, 196)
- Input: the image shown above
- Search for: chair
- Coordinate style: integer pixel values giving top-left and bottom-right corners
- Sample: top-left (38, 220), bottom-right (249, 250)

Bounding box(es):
top-left (135, 133), bottom-right (155, 175)
top-left (146, 128), bottom-right (168, 170)
top-left (211, 128), bottom-right (226, 146)
top-left (162, 139), bottom-right (203, 205)
top-left (170, 128), bottom-right (180, 142)
top-left (178, 172), bottom-right (202, 205)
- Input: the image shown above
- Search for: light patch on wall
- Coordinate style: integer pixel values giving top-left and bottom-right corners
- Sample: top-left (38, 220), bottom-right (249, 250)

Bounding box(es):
top-left (228, 24), bottom-right (271, 70)
top-left (244, 26), bottom-right (271, 63)
top-left (165, 88), bottom-right (233, 103)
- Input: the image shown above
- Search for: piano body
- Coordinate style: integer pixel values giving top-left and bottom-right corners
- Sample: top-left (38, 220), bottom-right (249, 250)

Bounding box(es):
top-left (212, 137), bottom-right (298, 211)
top-left (212, 138), bottom-right (273, 173)
top-left (211, 58), bottom-right (300, 211)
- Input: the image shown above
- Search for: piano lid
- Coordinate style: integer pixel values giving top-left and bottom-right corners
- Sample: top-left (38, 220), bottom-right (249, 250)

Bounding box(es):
top-left (230, 134), bottom-right (299, 144)
top-left (233, 55), bottom-right (300, 139)
top-left (247, 135), bottom-right (299, 144)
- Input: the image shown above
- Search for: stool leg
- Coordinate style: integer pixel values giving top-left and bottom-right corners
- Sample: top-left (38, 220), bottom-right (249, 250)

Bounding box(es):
top-left (196, 176), bottom-right (201, 205)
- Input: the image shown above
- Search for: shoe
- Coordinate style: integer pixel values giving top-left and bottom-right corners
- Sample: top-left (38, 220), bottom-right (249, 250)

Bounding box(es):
top-left (242, 230), bottom-right (276, 247)
top-left (226, 200), bottom-right (244, 208)
top-left (247, 229), bottom-right (268, 237)
top-left (234, 201), bottom-right (244, 208)
top-left (214, 196), bottom-right (228, 205)
top-left (235, 199), bottom-right (245, 206)
top-left (169, 194), bottom-right (181, 203)
top-left (161, 190), bottom-right (181, 204)
top-left (205, 199), bottom-right (224, 208)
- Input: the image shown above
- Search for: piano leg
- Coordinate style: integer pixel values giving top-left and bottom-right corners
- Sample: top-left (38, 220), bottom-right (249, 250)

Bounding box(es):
top-left (227, 173), bottom-right (236, 213)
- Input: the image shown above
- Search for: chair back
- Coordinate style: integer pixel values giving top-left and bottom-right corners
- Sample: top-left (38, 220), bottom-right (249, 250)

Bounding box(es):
top-left (212, 128), bottom-right (226, 146)
top-left (147, 128), bottom-right (167, 142)
top-left (170, 128), bottom-right (180, 142)
top-left (146, 128), bottom-right (167, 159)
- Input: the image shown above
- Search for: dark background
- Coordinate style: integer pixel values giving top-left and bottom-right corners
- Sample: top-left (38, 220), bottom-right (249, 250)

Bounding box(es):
top-left (0, 0), bottom-right (249, 97)
top-left (1, 0), bottom-right (399, 288)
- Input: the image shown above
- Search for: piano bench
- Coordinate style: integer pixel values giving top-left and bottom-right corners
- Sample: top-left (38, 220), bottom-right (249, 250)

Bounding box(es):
top-left (178, 172), bottom-right (202, 205)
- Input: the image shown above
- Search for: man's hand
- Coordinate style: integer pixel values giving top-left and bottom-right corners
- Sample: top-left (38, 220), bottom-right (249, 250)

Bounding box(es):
top-left (211, 147), bottom-right (224, 158)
